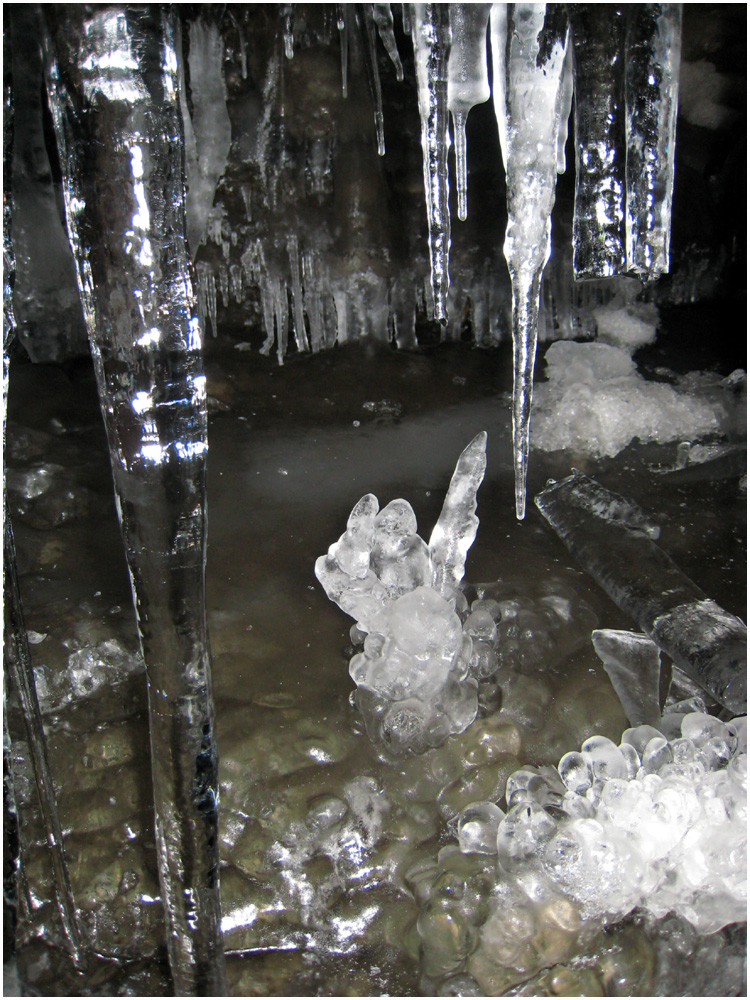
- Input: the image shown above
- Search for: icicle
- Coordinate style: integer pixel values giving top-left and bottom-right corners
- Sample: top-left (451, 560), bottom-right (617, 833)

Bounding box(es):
top-left (338, 4), bottom-right (349, 98)
top-left (489, 4), bottom-right (508, 166)
top-left (492, 4), bottom-right (571, 520)
top-left (569, 5), bottom-right (627, 279)
top-left (302, 250), bottom-right (325, 353)
top-left (178, 19), bottom-right (232, 257)
top-left (260, 278), bottom-right (276, 356)
top-left (625, 4), bottom-right (682, 280)
top-left (373, 3), bottom-right (405, 81)
top-left (402, 3), bottom-right (412, 36)
top-left (411, 3), bottom-right (452, 323)
top-left (218, 264), bottom-right (229, 307)
top-left (358, 5), bottom-right (387, 156)
top-left (287, 234), bottom-right (309, 352)
top-left (447, 4), bottom-right (492, 221)
top-left (275, 278), bottom-right (290, 364)
top-left (43, 7), bottom-right (226, 992)
top-left (229, 263), bottom-right (243, 303)
top-left (282, 4), bottom-right (295, 59)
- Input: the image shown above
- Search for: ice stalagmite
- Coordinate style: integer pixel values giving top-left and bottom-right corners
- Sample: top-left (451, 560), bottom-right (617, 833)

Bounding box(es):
top-left (491, 4), bottom-right (571, 519)
top-left (429, 431), bottom-right (487, 599)
top-left (625, 4), bottom-right (682, 279)
top-left (447, 4), bottom-right (492, 221)
top-left (411, 4), bottom-right (452, 323)
top-left (43, 7), bottom-right (226, 993)
top-left (569, 5), bottom-right (627, 278)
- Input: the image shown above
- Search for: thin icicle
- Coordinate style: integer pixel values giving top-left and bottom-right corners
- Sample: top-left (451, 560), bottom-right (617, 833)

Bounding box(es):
top-left (447, 4), bottom-right (492, 221)
top-left (569, 5), bottom-right (627, 279)
top-left (402, 3), bottom-right (412, 35)
top-left (373, 3), bottom-right (405, 81)
top-left (625, 4), bottom-right (682, 280)
top-left (489, 4), bottom-right (508, 167)
top-left (411, 3), bottom-right (452, 324)
top-left (338, 4), bottom-right (349, 98)
top-left (359, 5), bottom-right (387, 156)
top-left (287, 234), bottom-right (309, 353)
top-left (282, 4), bottom-right (295, 60)
top-left (491, 4), bottom-right (571, 519)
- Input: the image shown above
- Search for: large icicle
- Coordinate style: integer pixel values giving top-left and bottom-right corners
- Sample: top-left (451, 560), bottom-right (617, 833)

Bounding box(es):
top-left (569, 5), bottom-right (627, 279)
top-left (373, 3), bottom-right (405, 81)
top-left (625, 4), bottom-right (682, 279)
top-left (491, 3), bottom-right (571, 519)
top-left (447, 4), bottom-right (492, 221)
top-left (358, 5), bottom-right (388, 156)
top-left (411, 4), bottom-right (452, 323)
top-left (43, 7), bottom-right (226, 993)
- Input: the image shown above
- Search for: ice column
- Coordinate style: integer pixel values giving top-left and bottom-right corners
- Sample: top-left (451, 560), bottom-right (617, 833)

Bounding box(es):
top-left (569, 5), bottom-right (627, 279)
top-left (3, 48), bottom-right (84, 968)
top-left (491, 4), bottom-right (572, 519)
top-left (625, 4), bottom-right (682, 279)
top-left (43, 8), bottom-right (226, 994)
top-left (411, 3), bottom-right (452, 323)
top-left (447, 4), bottom-right (492, 221)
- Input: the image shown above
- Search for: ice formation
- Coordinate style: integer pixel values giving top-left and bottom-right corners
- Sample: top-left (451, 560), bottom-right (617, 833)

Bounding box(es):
top-left (451, 709), bottom-right (746, 938)
top-left (536, 471), bottom-right (747, 716)
top-left (532, 340), bottom-right (736, 459)
top-left (43, 7), bottom-right (226, 992)
top-left (316, 433), bottom-right (488, 754)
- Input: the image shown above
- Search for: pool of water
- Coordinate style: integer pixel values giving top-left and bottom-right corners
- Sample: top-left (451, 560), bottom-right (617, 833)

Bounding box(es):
top-left (5, 325), bottom-right (746, 995)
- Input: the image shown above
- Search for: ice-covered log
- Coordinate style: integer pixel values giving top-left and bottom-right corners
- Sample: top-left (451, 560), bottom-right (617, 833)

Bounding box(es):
top-left (43, 7), bottom-right (226, 993)
top-left (535, 471), bottom-right (746, 715)
top-left (569, 5), bottom-right (627, 279)
top-left (625, 4), bottom-right (682, 279)
top-left (491, 4), bottom-right (572, 520)
top-left (411, 3), bottom-right (452, 323)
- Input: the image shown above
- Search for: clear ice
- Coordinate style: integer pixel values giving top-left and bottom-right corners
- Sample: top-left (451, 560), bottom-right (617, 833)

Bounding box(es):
top-left (491, 4), bottom-right (572, 520)
top-left (536, 471), bottom-right (747, 715)
top-left (447, 4), bottom-right (492, 221)
top-left (43, 7), bottom-right (226, 992)
top-left (316, 433), bottom-right (488, 754)
top-left (411, 3), bottom-right (453, 323)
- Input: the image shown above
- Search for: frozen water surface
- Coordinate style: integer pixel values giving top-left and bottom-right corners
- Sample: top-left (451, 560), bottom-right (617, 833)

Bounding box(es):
top-left (5, 319), bottom-right (746, 994)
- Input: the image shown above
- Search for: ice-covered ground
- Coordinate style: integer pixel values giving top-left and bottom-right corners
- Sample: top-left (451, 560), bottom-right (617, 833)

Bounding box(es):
top-left (5, 337), bottom-right (746, 996)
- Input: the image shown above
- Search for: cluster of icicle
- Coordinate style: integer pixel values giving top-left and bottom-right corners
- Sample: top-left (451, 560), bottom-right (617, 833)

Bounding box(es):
top-left (191, 5), bottom-right (681, 519)
top-left (454, 708), bottom-right (746, 935)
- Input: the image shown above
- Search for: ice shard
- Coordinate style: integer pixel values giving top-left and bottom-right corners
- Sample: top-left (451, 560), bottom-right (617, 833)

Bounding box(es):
top-left (535, 472), bottom-right (746, 715)
top-left (411, 3), bottom-right (452, 323)
top-left (569, 5), bottom-right (627, 279)
top-left (625, 4), bottom-right (682, 279)
top-left (491, 4), bottom-right (572, 520)
top-left (42, 7), bottom-right (226, 993)
top-left (447, 4), bottom-right (492, 221)
top-left (591, 629), bottom-right (663, 728)
top-left (429, 430), bottom-right (488, 599)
